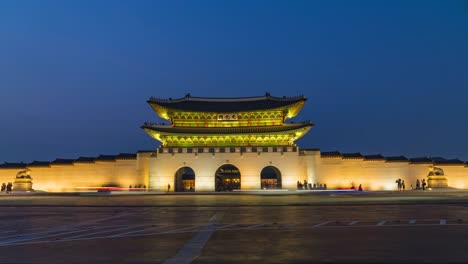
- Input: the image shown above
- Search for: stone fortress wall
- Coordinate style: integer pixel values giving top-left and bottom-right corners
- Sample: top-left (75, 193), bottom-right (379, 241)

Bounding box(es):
top-left (0, 153), bottom-right (150, 192)
top-left (311, 151), bottom-right (468, 190)
top-left (0, 148), bottom-right (467, 192)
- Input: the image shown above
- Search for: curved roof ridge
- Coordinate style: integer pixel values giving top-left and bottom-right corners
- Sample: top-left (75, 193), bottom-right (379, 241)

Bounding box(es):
top-left (143, 120), bottom-right (312, 129)
top-left (147, 93), bottom-right (307, 113)
top-left (142, 121), bottom-right (313, 135)
top-left (149, 93), bottom-right (305, 103)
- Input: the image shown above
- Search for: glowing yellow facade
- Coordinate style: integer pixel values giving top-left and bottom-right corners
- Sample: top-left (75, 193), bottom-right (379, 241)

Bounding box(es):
top-left (143, 94), bottom-right (312, 147)
top-left (1, 94), bottom-right (467, 193)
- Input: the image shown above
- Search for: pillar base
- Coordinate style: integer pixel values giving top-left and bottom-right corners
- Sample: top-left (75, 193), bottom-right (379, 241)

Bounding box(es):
top-left (427, 175), bottom-right (448, 188)
top-left (13, 178), bottom-right (34, 192)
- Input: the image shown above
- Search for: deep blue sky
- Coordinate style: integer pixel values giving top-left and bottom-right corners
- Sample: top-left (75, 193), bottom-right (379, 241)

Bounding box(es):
top-left (1, 0), bottom-right (467, 163)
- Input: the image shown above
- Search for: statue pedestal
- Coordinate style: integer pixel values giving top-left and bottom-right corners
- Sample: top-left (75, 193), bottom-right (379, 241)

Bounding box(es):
top-left (427, 175), bottom-right (448, 188)
top-left (13, 178), bottom-right (33, 192)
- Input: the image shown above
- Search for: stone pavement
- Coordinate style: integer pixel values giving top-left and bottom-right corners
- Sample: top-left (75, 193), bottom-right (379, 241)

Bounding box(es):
top-left (0, 192), bottom-right (467, 263)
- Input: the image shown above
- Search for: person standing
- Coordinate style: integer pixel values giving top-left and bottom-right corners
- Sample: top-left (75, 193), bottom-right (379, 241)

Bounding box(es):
top-left (6, 182), bottom-right (12, 194)
top-left (1, 183), bottom-right (5, 192)
top-left (402, 180), bottom-right (405, 191)
top-left (422, 179), bottom-right (427, 191)
top-left (167, 184), bottom-right (171, 192)
top-left (396, 179), bottom-right (401, 191)
top-left (416, 179), bottom-right (420, 190)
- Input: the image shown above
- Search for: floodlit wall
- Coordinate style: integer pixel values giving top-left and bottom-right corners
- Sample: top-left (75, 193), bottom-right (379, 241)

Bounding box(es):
top-left (436, 165), bottom-right (468, 189)
top-left (1, 150), bottom-right (467, 192)
top-left (313, 157), bottom-right (427, 190)
top-left (148, 147), bottom-right (308, 191)
top-left (0, 158), bottom-right (144, 192)
top-left (310, 155), bottom-right (468, 191)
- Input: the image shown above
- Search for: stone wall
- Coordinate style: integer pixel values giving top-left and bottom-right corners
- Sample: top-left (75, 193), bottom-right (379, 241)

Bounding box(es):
top-left (0, 156), bottom-right (147, 192)
top-left (0, 149), bottom-right (467, 192)
top-left (308, 153), bottom-right (468, 191)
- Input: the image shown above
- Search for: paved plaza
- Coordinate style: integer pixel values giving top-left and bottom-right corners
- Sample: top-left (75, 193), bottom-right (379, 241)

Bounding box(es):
top-left (1, 192), bottom-right (468, 263)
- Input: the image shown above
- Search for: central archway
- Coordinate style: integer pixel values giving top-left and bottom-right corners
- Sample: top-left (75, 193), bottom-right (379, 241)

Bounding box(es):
top-left (174, 167), bottom-right (195, 192)
top-left (215, 164), bottom-right (241, 192)
top-left (260, 166), bottom-right (282, 189)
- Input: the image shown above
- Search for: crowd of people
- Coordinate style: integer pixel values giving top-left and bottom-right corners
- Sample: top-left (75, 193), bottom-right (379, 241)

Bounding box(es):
top-left (395, 178), bottom-right (427, 191)
top-left (1, 182), bottom-right (12, 194)
top-left (296, 180), bottom-right (327, 190)
top-left (128, 184), bottom-right (146, 191)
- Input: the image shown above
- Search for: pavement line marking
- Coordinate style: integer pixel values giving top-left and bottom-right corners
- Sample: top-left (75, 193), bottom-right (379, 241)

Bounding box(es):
top-left (0, 230), bottom-right (16, 235)
top-left (109, 224), bottom-right (174, 238)
top-left (0, 212), bottom-right (133, 241)
top-left (0, 228), bottom-right (97, 246)
top-left (216, 224), bottom-right (237, 229)
top-left (246, 224), bottom-right (265, 229)
top-left (0, 228), bottom-right (72, 240)
top-left (163, 211), bottom-right (224, 264)
top-left (348, 221), bottom-right (359, 226)
top-left (409, 220), bottom-right (416, 224)
top-left (63, 224), bottom-right (147, 240)
top-left (4, 222), bottom-right (468, 247)
top-left (73, 212), bottom-right (134, 227)
top-left (376, 221), bottom-right (386, 226)
top-left (159, 225), bottom-right (202, 234)
top-left (209, 212), bottom-right (223, 222)
top-left (440, 219), bottom-right (447, 225)
top-left (0, 224), bottom-right (133, 246)
top-left (27, 227), bottom-right (47, 231)
top-left (312, 221), bottom-right (331, 228)
top-left (0, 227), bottom-right (93, 246)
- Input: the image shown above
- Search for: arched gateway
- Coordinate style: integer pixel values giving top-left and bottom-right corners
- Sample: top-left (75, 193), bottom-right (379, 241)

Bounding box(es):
top-left (261, 166), bottom-right (282, 189)
top-left (174, 167), bottom-right (195, 192)
top-left (215, 164), bottom-right (241, 192)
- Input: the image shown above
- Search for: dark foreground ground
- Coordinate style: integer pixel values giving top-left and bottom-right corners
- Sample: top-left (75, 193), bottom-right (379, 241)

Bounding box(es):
top-left (0, 191), bottom-right (468, 264)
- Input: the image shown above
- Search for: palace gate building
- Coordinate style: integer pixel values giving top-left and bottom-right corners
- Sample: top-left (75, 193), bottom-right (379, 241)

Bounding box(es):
top-left (1, 94), bottom-right (467, 192)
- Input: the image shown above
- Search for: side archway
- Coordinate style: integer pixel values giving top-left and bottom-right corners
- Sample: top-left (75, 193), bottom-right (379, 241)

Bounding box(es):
top-left (215, 164), bottom-right (241, 192)
top-left (260, 166), bottom-right (282, 189)
top-left (174, 167), bottom-right (195, 192)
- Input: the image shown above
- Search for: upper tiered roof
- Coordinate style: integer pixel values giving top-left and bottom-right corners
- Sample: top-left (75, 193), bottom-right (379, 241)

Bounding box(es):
top-left (148, 93), bottom-right (305, 114)
top-left (148, 93), bottom-right (305, 112)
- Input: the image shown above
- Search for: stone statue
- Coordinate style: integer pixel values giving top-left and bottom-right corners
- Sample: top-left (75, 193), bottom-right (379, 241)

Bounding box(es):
top-left (428, 166), bottom-right (444, 176)
top-left (427, 166), bottom-right (447, 188)
top-left (13, 168), bottom-right (34, 191)
top-left (16, 168), bottom-right (32, 179)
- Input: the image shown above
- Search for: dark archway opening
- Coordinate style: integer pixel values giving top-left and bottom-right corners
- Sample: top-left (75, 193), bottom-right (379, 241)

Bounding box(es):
top-left (260, 166), bottom-right (282, 189)
top-left (215, 164), bottom-right (241, 192)
top-left (175, 167), bottom-right (195, 192)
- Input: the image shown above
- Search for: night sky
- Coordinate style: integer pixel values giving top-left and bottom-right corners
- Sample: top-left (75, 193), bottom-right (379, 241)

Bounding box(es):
top-left (1, 0), bottom-right (467, 163)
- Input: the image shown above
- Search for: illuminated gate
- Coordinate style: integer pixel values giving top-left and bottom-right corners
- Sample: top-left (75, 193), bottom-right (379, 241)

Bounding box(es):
top-left (175, 167), bottom-right (195, 192)
top-left (215, 164), bottom-right (241, 192)
top-left (260, 166), bottom-right (282, 189)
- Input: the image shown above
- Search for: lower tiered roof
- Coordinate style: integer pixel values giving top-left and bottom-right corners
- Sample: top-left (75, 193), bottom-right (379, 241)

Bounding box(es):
top-left (142, 122), bottom-right (313, 147)
top-left (142, 122), bottom-right (312, 134)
